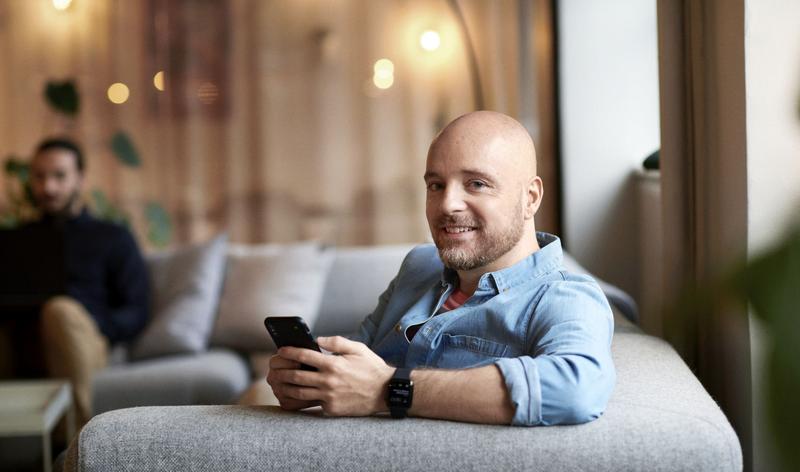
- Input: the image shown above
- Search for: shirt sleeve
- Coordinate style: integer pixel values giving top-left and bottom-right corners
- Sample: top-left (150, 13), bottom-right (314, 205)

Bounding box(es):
top-left (494, 279), bottom-right (616, 426)
top-left (99, 228), bottom-right (151, 344)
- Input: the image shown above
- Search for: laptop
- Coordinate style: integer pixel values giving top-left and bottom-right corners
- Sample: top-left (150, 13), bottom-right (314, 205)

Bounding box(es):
top-left (0, 226), bottom-right (65, 315)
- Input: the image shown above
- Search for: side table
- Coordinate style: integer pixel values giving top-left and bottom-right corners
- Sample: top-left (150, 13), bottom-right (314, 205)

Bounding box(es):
top-left (0, 380), bottom-right (74, 472)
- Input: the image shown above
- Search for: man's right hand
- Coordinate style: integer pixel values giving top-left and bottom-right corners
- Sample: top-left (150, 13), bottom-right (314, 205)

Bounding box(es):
top-left (266, 355), bottom-right (320, 411)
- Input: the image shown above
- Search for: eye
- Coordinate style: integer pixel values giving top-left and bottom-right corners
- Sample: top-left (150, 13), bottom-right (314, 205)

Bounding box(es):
top-left (426, 182), bottom-right (443, 192)
top-left (467, 180), bottom-right (488, 190)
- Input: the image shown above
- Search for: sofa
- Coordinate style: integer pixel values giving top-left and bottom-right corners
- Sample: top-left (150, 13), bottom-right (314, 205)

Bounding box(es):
top-left (91, 236), bottom-right (638, 416)
top-left (68, 237), bottom-right (741, 471)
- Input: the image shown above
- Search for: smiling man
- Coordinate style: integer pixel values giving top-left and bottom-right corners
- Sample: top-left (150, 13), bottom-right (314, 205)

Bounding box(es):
top-left (267, 111), bottom-right (615, 426)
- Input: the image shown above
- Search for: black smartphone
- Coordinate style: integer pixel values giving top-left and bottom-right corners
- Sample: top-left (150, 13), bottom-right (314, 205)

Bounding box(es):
top-left (264, 316), bottom-right (321, 371)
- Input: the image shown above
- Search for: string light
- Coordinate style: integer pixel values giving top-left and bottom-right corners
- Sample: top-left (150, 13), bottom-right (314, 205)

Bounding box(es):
top-left (153, 71), bottom-right (165, 91)
top-left (107, 83), bottom-right (130, 104)
top-left (52, 0), bottom-right (72, 11)
top-left (373, 58), bottom-right (395, 90)
top-left (419, 30), bottom-right (441, 51)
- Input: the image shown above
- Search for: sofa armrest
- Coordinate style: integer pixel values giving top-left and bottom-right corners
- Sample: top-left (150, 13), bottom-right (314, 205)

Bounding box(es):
top-left (66, 401), bottom-right (739, 472)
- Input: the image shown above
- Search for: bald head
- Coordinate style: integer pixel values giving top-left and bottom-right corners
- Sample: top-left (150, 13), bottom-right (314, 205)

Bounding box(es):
top-left (424, 111), bottom-right (544, 279)
top-left (429, 111), bottom-right (537, 178)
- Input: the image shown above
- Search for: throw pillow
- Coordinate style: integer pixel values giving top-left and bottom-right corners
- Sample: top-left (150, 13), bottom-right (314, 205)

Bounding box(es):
top-left (130, 234), bottom-right (228, 360)
top-left (210, 242), bottom-right (333, 352)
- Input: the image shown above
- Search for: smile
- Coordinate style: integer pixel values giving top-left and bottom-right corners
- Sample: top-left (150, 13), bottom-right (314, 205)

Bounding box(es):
top-left (443, 226), bottom-right (476, 234)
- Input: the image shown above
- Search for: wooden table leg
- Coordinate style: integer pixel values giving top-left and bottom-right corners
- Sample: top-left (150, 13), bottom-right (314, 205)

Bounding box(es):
top-left (66, 404), bottom-right (76, 443)
top-left (42, 430), bottom-right (52, 472)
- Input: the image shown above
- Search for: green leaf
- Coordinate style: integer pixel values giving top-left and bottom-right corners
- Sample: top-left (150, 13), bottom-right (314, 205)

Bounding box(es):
top-left (0, 213), bottom-right (19, 228)
top-left (44, 80), bottom-right (79, 116)
top-left (110, 131), bottom-right (142, 168)
top-left (4, 156), bottom-right (30, 182)
top-left (144, 202), bottom-right (172, 247)
top-left (89, 189), bottom-right (129, 227)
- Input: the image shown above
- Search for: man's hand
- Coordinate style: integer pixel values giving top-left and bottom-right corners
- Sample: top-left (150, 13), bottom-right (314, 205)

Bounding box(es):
top-left (266, 336), bottom-right (394, 416)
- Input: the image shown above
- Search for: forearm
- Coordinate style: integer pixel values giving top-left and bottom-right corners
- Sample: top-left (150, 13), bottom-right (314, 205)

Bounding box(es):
top-left (408, 365), bottom-right (514, 425)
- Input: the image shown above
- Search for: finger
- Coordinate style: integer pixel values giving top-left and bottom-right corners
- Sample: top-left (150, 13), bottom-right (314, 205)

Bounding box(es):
top-left (269, 354), bottom-right (301, 370)
top-left (281, 384), bottom-right (324, 402)
top-left (271, 368), bottom-right (324, 387)
top-left (278, 346), bottom-right (331, 369)
top-left (315, 336), bottom-right (366, 355)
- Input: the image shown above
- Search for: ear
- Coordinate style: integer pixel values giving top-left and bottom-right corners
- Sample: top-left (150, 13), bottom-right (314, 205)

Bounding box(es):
top-left (524, 176), bottom-right (543, 220)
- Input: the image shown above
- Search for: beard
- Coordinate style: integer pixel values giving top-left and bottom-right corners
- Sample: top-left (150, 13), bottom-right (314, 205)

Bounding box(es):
top-left (38, 188), bottom-right (81, 218)
top-left (433, 199), bottom-right (526, 271)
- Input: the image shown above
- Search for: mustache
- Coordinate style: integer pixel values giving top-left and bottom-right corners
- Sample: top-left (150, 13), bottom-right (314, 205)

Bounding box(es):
top-left (436, 215), bottom-right (480, 228)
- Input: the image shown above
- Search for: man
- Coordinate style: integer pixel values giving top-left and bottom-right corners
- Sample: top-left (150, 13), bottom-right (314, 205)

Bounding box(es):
top-left (267, 111), bottom-right (615, 426)
top-left (11, 138), bottom-right (149, 425)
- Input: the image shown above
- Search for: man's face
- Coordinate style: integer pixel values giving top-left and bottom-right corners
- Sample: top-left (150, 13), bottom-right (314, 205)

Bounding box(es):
top-left (30, 148), bottom-right (83, 216)
top-left (424, 138), bottom-right (527, 272)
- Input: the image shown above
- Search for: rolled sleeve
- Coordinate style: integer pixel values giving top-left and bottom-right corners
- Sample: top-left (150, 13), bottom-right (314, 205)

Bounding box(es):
top-left (495, 356), bottom-right (543, 425)
top-left (495, 279), bottom-right (616, 426)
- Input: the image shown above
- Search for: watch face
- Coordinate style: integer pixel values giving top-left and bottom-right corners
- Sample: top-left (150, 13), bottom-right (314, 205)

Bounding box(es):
top-left (388, 380), bottom-right (413, 408)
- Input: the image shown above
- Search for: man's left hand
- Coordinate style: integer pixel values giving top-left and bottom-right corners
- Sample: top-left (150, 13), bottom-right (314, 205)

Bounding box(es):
top-left (270, 336), bottom-right (395, 417)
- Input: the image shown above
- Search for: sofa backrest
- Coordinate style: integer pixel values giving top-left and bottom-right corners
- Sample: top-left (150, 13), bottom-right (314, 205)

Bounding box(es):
top-left (313, 244), bottom-right (416, 337)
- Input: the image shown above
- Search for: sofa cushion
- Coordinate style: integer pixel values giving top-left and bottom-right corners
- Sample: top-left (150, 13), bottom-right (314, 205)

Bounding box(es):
top-left (211, 242), bottom-right (334, 351)
top-left (314, 244), bottom-right (414, 337)
top-left (130, 234), bottom-right (228, 360)
top-left (91, 349), bottom-right (249, 416)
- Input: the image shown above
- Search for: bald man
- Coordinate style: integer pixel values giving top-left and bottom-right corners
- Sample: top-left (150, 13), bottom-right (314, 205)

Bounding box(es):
top-left (267, 111), bottom-right (615, 426)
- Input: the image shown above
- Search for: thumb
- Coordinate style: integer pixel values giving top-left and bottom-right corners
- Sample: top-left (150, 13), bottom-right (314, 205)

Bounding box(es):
top-left (316, 335), bottom-right (365, 355)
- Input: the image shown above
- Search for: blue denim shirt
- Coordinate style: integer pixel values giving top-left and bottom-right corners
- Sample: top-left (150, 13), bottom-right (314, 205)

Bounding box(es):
top-left (353, 232), bottom-right (615, 426)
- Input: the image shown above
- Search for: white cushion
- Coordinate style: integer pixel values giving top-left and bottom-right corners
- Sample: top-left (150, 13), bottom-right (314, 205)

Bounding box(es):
top-left (131, 234), bottom-right (228, 360)
top-left (210, 242), bottom-right (333, 351)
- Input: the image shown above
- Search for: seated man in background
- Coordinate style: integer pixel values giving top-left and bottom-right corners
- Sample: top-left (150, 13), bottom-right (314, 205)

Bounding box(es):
top-left (267, 111), bottom-right (616, 426)
top-left (0, 138), bottom-right (150, 425)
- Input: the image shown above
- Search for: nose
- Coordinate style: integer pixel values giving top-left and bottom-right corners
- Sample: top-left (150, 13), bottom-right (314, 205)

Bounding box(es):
top-left (439, 184), bottom-right (467, 215)
top-left (43, 177), bottom-right (60, 194)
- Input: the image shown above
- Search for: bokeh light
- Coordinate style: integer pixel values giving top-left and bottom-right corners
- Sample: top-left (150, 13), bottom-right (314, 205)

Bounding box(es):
top-left (153, 71), bottom-right (165, 91)
top-left (419, 30), bottom-right (441, 51)
top-left (372, 58), bottom-right (395, 90)
top-left (107, 83), bottom-right (130, 104)
top-left (52, 0), bottom-right (72, 11)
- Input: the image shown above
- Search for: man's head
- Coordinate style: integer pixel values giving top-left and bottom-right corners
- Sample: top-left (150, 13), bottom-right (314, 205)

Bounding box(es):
top-left (30, 138), bottom-right (85, 217)
top-left (424, 111), bottom-right (543, 274)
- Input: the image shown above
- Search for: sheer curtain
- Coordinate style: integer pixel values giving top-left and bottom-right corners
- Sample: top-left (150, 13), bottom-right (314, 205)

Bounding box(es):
top-left (0, 0), bottom-right (557, 249)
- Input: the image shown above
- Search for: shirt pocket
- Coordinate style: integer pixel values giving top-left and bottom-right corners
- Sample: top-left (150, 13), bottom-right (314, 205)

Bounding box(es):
top-left (433, 334), bottom-right (510, 369)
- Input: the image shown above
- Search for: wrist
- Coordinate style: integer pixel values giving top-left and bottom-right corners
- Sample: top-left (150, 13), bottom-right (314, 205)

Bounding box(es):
top-left (374, 364), bottom-right (395, 414)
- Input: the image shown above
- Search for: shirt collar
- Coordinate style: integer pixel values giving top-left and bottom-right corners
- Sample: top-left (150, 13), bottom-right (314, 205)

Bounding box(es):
top-left (440, 232), bottom-right (563, 294)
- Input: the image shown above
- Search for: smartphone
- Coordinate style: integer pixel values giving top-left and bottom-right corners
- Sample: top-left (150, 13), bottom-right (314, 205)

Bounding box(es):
top-left (264, 316), bottom-right (321, 371)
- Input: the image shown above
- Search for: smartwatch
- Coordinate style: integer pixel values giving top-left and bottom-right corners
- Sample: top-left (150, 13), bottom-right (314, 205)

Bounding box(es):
top-left (386, 367), bottom-right (414, 419)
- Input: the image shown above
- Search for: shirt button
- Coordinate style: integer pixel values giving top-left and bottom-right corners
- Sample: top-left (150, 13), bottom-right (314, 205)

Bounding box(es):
top-left (395, 324), bottom-right (402, 333)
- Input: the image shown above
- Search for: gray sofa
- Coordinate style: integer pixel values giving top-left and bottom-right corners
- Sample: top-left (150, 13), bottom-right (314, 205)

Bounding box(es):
top-left (65, 241), bottom-right (742, 471)
top-left (65, 314), bottom-right (741, 471)
top-left (91, 241), bottom-right (638, 416)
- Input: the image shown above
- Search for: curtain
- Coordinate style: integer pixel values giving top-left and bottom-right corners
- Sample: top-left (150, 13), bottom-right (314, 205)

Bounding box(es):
top-left (0, 0), bottom-right (557, 249)
top-left (657, 0), bottom-right (752, 468)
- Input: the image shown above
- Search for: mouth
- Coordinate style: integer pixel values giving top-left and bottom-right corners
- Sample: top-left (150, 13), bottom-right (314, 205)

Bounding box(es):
top-left (442, 226), bottom-right (476, 234)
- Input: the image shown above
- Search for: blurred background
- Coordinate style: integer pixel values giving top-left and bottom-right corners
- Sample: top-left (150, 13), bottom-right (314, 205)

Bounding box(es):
top-left (0, 0), bottom-right (564, 248)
